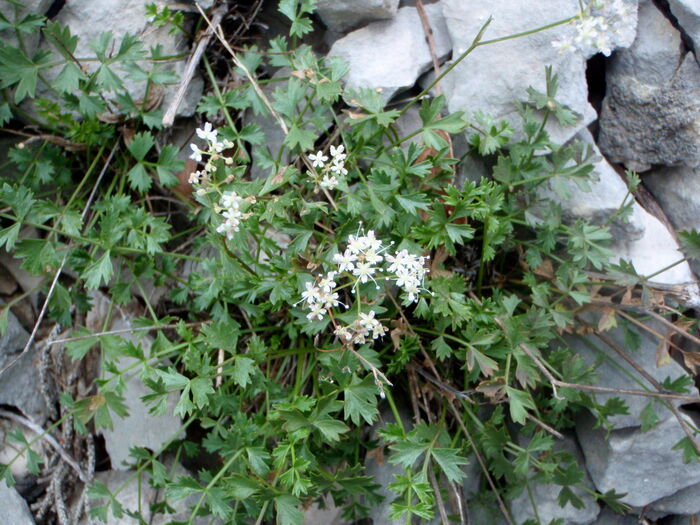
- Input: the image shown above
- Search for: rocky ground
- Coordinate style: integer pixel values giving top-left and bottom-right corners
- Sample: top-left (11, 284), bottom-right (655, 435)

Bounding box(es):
top-left (2, 0), bottom-right (700, 524)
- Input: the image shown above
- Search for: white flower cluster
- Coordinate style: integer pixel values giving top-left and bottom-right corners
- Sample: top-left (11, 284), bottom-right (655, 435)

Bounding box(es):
top-left (308, 144), bottom-right (347, 191)
top-left (334, 311), bottom-right (387, 346)
top-left (299, 271), bottom-right (342, 322)
top-left (552, 0), bottom-right (635, 57)
top-left (296, 229), bottom-right (429, 347)
top-left (333, 229), bottom-right (386, 287)
top-left (386, 250), bottom-right (429, 303)
top-left (215, 191), bottom-right (248, 240)
top-left (188, 122), bottom-right (234, 189)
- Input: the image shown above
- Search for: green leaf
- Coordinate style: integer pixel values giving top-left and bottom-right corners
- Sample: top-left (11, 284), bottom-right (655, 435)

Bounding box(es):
top-left (395, 193), bottom-right (429, 215)
top-left (431, 336), bottom-right (452, 361)
top-left (639, 401), bottom-right (659, 432)
top-left (54, 62), bottom-right (82, 93)
top-left (84, 251), bottom-right (113, 289)
top-left (275, 494), bottom-right (303, 525)
top-left (127, 132), bottom-right (155, 161)
top-left (389, 439), bottom-right (427, 468)
top-left (232, 356), bottom-right (256, 388)
top-left (343, 375), bottom-right (378, 425)
top-left (190, 377), bottom-right (214, 408)
top-left (65, 327), bottom-right (97, 360)
top-left (504, 386), bottom-right (535, 425)
top-left (558, 486), bottom-right (585, 510)
top-left (126, 163), bottom-right (151, 193)
top-left (430, 447), bottom-right (468, 482)
top-left (313, 415), bottom-right (349, 442)
top-left (0, 103), bottom-right (11, 126)
top-left (679, 229), bottom-right (700, 260)
top-left (0, 223), bottom-right (21, 251)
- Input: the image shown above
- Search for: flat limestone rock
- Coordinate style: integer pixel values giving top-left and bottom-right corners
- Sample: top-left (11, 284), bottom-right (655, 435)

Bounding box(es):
top-left (316, 0), bottom-right (399, 33)
top-left (564, 315), bottom-right (698, 429)
top-left (98, 316), bottom-right (183, 469)
top-left (440, 0), bottom-right (596, 145)
top-left (598, 2), bottom-right (700, 171)
top-left (643, 164), bottom-right (700, 277)
top-left (0, 480), bottom-right (35, 525)
top-left (328, 4), bottom-right (451, 102)
top-left (509, 436), bottom-right (600, 524)
top-left (577, 411), bottom-right (700, 508)
top-left (536, 130), bottom-right (700, 305)
top-left (0, 310), bottom-right (49, 423)
top-left (668, 0), bottom-right (700, 58)
top-left (35, 0), bottom-right (202, 119)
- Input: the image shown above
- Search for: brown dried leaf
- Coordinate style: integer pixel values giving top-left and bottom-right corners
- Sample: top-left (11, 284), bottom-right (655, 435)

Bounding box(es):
top-left (533, 258), bottom-right (555, 280)
top-left (366, 446), bottom-right (385, 466)
top-left (656, 338), bottom-right (672, 367)
top-left (597, 307), bottom-right (617, 332)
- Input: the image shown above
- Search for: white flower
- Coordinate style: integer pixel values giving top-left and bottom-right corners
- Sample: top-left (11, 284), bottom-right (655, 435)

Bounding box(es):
top-left (321, 291), bottom-right (340, 309)
top-left (318, 271), bottom-right (337, 293)
top-left (334, 326), bottom-right (352, 342)
top-left (333, 250), bottom-right (357, 273)
top-left (307, 303), bottom-right (327, 321)
top-left (188, 171), bottom-right (201, 185)
top-left (190, 144), bottom-right (203, 162)
top-left (329, 163), bottom-right (348, 176)
top-left (330, 144), bottom-right (346, 162)
top-left (196, 122), bottom-right (218, 142)
top-left (320, 174), bottom-right (338, 190)
top-left (347, 235), bottom-right (367, 255)
top-left (301, 282), bottom-right (321, 304)
top-left (364, 249), bottom-right (383, 266)
top-left (309, 150), bottom-right (328, 168)
top-left (352, 261), bottom-right (376, 284)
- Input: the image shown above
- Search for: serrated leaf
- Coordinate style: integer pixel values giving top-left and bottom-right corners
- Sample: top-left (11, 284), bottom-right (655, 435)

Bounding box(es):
top-left (126, 163), bottom-right (151, 193)
top-left (84, 251), bottom-right (113, 289)
top-left (430, 447), bottom-right (468, 482)
top-left (127, 132), bottom-right (154, 161)
top-left (275, 494), bottom-right (302, 525)
top-left (232, 356), bottom-right (255, 388)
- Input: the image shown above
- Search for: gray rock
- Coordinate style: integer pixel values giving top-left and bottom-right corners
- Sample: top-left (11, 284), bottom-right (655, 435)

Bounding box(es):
top-left (37, 0), bottom-right (202, 119)
top-left (440, 0), bottom-right (596, 145)
top-left (577, 411), bottom-right (700, 507)
top-left (0, 310), bottom-right (48, 423)
top-left (328, 4), bottom-right (451, 101)
top-left (0, 0), bottom-right (52, 55)
top-left (565, 315), bottom-right (698, 429)
top-left (592, 507), bottom-right (639, 524)
top-left (509, 436), bottom-right (600, 525)
top-left (0, 480), bottom-right (35, 525)
top-left (667, 515), bottom-right (700, 525)
top-left (301, 495), bottom-right (346, 524)
top-left (643, 164), bottom-right (700, 277)
top-left (537, 130), bottom-right (700, 304)
top-left (598, 2), bottom-right (700, 171)
top-left (81, 463), bottom-right (215, 524)
top-left (99, 316), bottom-right (183, 469)
top-left (649, 480), bottom-right (700, 519)
top-left (316, 0), bottom-right (399, 33)
top-left (668, 0), bottom-right (700, 56)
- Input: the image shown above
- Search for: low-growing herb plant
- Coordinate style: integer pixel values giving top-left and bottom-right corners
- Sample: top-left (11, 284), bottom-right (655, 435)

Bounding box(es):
top-left (0, 1), bottom-right (699, 524)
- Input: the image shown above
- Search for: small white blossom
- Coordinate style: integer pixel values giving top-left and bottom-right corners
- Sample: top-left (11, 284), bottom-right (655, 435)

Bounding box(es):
top-left (333, 250), bottom-right (357, 273)
top-left (190, 144), bottom-right (203, 162)
top-left (318, 271), bottom-right (337, 293)
top-left (309, 150), bottom-right (328, 168)
top-left (306, 303), bottom-right (327, 321)
top-left (196, 122), bottom-right (218, 142)
top-left (320, 174), bottom-right (338, 190)
top-left (330, 144), bottom-right (346, 162)
top-left (352, 262), bottom-right (376, 284)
